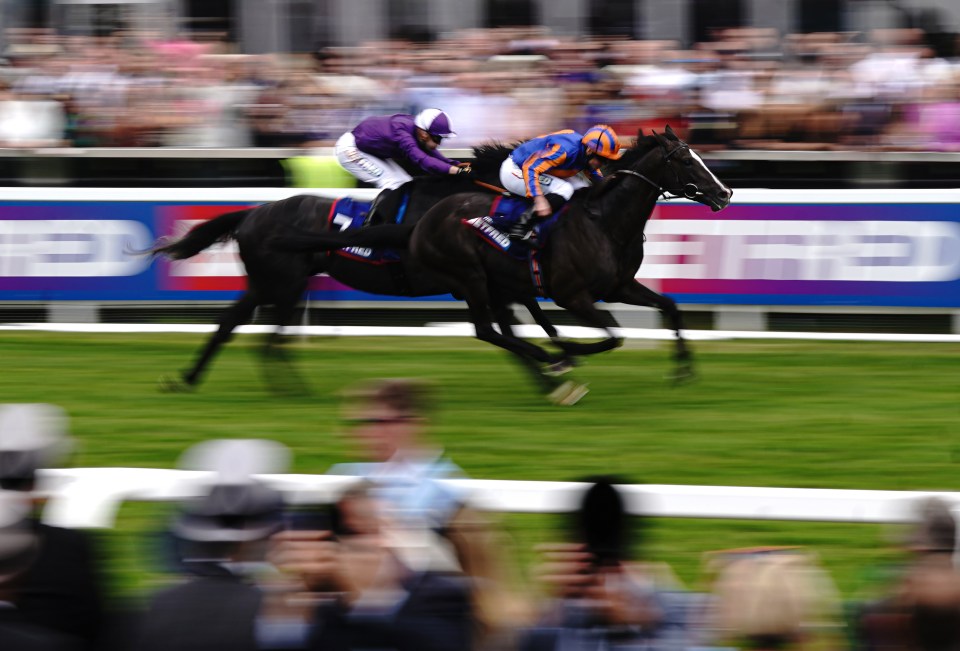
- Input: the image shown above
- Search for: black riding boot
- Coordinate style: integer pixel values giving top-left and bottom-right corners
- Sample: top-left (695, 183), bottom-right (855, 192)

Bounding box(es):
top-left (508, 193), bottom-right (566, 241)
top-left (364, 185), bottom-right (407, 226)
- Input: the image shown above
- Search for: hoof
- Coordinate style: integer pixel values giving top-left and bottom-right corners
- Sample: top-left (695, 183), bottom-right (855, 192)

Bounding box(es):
top-left (544, 359), bottom-right (575, 377)
top-left (158, 374), bottom-right (193, 393)
top-left (666, 364), bottom-right (696, 385)
top-left (548, 380), bottom-right (589, 406)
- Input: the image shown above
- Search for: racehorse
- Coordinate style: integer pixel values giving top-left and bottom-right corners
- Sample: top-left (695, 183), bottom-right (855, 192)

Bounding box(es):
top-left (149, 170), bottom-right (577, 397)
top-left (408, 126), bottom-right (731, 388)
top-left (274, 126), bottom-right (732, 395)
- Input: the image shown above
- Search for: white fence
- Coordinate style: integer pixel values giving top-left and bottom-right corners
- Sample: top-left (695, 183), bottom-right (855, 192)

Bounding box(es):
top-left (36, 467), bottom-right (949, 529)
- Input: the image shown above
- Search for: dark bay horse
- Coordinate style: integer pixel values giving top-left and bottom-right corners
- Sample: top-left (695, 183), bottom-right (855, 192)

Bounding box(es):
top-left (405, 126), bottom-right (732, 389)
top-left (149, 172), bottom-right (573, 394)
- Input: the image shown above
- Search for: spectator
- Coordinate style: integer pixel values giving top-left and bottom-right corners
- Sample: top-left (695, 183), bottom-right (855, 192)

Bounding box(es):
top-left (322, 378), bottom-right (533, 649)
top-left (0, 404), bottom-right (106, 651)
top-left (268, 482), bottom-right (474, 651)
top-left (859, 497), bottom-right (960, 651)
top-left (0, 490), bottom-right (81, 650)
top-left (704, 547), bottom-right (844, 650)
top-left (521, 478), bottom-right (684, 651)
top-left (136, 438), bottom-right (289, 651)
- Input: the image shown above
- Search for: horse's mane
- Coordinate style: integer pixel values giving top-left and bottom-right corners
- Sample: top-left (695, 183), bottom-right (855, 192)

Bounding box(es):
top-left (603, 134), bottom-right (661, 173)
top-left (472, 142), bottom-right (516, 176)
top-left (585, 134), bottom-right (662, 201)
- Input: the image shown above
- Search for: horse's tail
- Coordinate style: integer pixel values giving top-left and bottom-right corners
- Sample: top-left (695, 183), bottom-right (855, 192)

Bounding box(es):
top-left (149, 209), bottom-right (250, 260)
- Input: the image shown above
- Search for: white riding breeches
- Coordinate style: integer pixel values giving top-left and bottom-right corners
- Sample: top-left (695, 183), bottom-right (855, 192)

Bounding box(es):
top-left (335, 132), bottom-right (413, 190)
top-left (499, 157), bottom-right (591, 200)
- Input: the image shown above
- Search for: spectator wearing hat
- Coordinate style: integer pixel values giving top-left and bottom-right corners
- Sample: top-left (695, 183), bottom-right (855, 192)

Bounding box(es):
top-left (0, 490), bottom-right (81, 650)
top-left (0, 404), bottom-right (105, 651)
top-left (136, 439), bottom-right (289, 651)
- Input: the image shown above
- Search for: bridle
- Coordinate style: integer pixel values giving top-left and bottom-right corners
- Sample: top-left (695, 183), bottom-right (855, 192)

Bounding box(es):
top-left (609, 141), bottom-right (702, 202)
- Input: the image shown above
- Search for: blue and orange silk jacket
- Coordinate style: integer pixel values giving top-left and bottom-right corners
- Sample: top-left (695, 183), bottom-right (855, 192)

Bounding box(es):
top-left (509, 130), bottom-right (602, 197)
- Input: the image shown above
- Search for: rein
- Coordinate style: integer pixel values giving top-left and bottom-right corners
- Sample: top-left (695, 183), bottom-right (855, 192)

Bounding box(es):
top-left (609, 143), bottom-right (702, 202)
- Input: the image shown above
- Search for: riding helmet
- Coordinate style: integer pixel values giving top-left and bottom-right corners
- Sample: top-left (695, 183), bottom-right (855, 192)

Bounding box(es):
top-left (582, 124), bottom-right (624, 160)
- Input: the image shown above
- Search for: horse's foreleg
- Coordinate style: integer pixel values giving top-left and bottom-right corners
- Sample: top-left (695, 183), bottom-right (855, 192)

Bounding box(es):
top-left (517, 297), bottom-right (576, 375)
top-left (459, 280), bottom-right (584, 403)
top-left (607, 281), bottom-right (694, 383)
top-left (491, 302), bottom-right (567, 393)
top-left (164, 292), bottom-right (259, 390)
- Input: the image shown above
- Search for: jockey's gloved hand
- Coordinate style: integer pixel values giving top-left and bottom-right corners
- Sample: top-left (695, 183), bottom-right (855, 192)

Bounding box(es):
top-left (455, 165), bottom-right (473, 176)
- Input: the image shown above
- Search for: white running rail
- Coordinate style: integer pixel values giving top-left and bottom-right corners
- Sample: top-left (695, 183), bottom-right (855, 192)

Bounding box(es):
top-left (36, 467), bottom-right (952, 529)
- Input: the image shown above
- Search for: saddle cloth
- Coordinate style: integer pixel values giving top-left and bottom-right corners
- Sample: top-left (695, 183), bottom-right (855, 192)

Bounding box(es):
top-left (461, 195), bottom-right (555, 296)
top-left (327, 197), bottom-right (401, 263)
top-left (461, 195), bottom-right (563, 256)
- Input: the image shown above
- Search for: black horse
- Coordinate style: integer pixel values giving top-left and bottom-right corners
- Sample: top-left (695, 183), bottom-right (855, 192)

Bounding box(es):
top-left (275, 126), bottom-right (732, 397)
top-left (407, 126), bottom-right (732, 389)
top-left (149, 170), bottom-right (574, 395)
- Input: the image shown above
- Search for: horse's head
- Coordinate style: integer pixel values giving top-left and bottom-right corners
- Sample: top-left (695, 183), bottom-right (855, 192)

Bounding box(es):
top-left (640, 125), bottom-right (732, 212)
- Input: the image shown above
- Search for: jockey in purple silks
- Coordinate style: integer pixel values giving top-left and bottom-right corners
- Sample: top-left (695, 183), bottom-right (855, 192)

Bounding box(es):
top-left (336, 108), bottom-right (471, 189)
top-left (335, 108), bottom-right (471, 224)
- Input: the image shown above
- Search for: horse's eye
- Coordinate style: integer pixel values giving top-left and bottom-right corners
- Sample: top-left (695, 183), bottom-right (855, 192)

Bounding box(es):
top-left (682, 158), bottom-right (693, 167)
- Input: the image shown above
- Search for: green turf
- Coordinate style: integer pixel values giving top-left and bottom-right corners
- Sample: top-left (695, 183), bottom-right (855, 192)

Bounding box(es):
top-left (0, 331), bottom-right (957, 601)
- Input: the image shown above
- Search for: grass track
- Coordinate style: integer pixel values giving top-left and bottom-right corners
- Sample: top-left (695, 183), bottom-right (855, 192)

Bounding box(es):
top-left (1, 331), bottom-right (958, 599)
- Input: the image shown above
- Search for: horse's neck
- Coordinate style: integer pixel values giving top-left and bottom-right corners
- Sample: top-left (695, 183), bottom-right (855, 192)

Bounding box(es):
top-left (596, 174), bottom-right (660, 250)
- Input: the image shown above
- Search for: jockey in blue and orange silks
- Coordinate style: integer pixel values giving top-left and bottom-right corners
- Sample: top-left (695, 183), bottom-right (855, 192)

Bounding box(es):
top-left (499, 125), bottom-right (624, 240)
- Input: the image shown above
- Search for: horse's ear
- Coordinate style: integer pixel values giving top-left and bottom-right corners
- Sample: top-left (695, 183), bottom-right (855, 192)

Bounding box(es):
top-left (636, 128), bottom-right (643, 138)
top-left (664, 124), bottom-right (678, 140)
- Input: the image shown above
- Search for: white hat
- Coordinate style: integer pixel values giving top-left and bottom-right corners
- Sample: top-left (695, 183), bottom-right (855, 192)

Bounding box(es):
top-left (0, 404), bottom-right (72, 482)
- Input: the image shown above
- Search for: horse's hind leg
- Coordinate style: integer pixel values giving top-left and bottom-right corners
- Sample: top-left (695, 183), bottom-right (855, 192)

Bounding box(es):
top-left (259, 282), bottom-right (311, 396)
top-left (161, 291), bottom-right (259, 391)
top-left (607, 281), bottom-right (694, 383)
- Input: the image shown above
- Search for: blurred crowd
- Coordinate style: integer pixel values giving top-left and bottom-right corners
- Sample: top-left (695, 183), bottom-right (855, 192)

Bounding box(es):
top-left (2, 389), bottom-right (959, 651)
top-left (1, 24), bottom-right (960, 152)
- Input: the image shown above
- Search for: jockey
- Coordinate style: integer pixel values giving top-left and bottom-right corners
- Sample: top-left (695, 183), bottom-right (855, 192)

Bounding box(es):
top-left (499, 125), bottom-right (624, 240)
top-left (336, 108), bottom-right (472, 223)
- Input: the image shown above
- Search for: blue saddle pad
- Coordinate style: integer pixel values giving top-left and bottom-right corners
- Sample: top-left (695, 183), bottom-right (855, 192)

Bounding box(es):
top-left (327, 197), bottom-right (401, 263)
top-left (488, 196), bottom-right (564, 246)
top-left (462, 196), bottom-right (565, 260)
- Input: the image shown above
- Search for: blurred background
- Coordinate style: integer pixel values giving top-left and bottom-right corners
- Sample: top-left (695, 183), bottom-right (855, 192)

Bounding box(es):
top-left (0, 4), bottom-right (959, 651)
top-left (1, 0), bottom-right (960, 187)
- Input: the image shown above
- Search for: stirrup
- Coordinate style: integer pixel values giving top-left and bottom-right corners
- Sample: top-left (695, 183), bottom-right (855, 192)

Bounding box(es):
top-left (509, 207), bottom-right (535, 240)
top-left (508, 226), bottom-right (531, 241)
